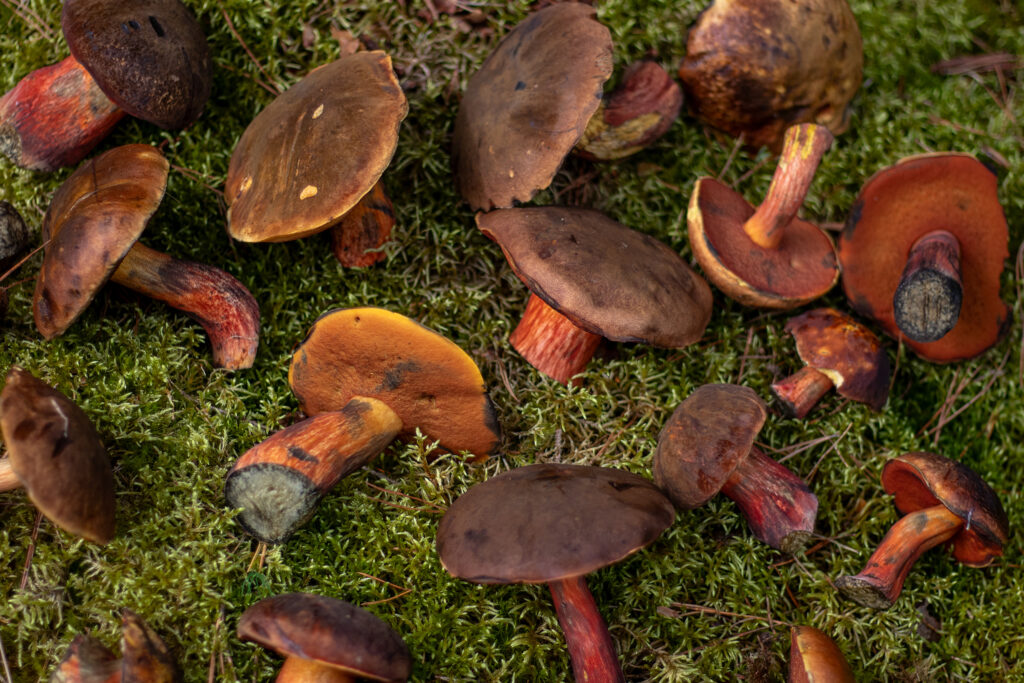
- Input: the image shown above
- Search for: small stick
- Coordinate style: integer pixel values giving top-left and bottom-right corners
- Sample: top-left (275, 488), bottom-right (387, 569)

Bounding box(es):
top-left (19, 509), bottom-right (43, 590)
top-left (219, 5), bottom-right (281, 95)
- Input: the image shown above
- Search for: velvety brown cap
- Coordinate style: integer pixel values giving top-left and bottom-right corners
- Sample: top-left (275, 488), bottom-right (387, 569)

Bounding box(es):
top-left (63, 0), bottom-right (212, 129)
top-left (120, 610), bottom-right (181, 683)
top-left (226, 51), bottom-right (408, 243)
top-left (652, 384), bottom-right (766, 509)
top-left (882, 452), bottom-right (1008, 567)
top-left (478, 206), bottom-right (713, 347)
top-left (789, 626), bottom-right (854, 683)
top-left (1, 367), bottom-right (114, 544)
top-left (437, 463), bottom-right (674, 584)
top-left (451, 3), bottom-right (613, 210)
top-left (33, 144), bottom-right (168, 339)
top-left (238, 593), bottom-right (411, 682)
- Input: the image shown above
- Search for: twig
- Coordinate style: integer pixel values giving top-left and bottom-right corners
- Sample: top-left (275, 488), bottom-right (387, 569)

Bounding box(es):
top-left (717, 134), bottom-right (744, 181)
top-left (736, 326), bottom-right (755, 383)
top-left (219, 5), bottom-right (281, 95)
top-left (207, 605), bottom-right (225, 683)
top-left (0, 624), bottom-right (11, 683)
top-left (0, 0), bottom-right (55, 41)
top-left (806, 422), bottom-right (853, 481)
top-left (170, 163), bottom-right (225, 198)
top-left (670, 603), bottom-right (793, 628)
top-left (245, 542), bottom-right (267, 572)
top-left (358, 572), bottom-right (412, 606)
top-left (364, 481), bottom-right (444, 513)
top-left (769, 430), bottom-right (842, 464)
top-left (19, 509), bottom-right (43, 590)
top-left (1017, 240), bottom-right (1024, 383)
top-left (932, 53), bottom-right (1020, 75)
top-left (0, 238), bottom-right (50, 285)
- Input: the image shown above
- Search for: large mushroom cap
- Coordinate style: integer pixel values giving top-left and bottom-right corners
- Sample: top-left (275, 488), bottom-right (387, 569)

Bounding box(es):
top-left (33, 144), bottom-right (168, 339)
top-left (0, 367), bottom-right (115, 544)
top-left (226, 51), bottom-right (408, 243)
top-left (451, 3), bottom-right (613, 210)
top-left (288, 307), bottom-right (500, 458)
top-left (838, 153), bottom-right (1010, 362)
top-left (652, 383), bottom-right (766, 509)
top-left (882, 452), bottom-right (1008, 567)
top-left (237, 593), bottom-right (411, 682)
top-left (437, 463), bottom-right (674, 584)
top-left (62, 0), bottom-right (212, 129)
top-left (478, 206), bottom-right (713, 347)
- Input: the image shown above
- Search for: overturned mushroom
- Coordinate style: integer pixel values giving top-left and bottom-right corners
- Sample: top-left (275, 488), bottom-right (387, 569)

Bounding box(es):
top-left (51, 609), bottom-right (180, 682)
top-left (789, 626), bottom-right (854, 683)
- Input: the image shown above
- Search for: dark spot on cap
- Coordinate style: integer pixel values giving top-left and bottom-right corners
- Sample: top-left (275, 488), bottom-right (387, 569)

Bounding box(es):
top-left (148, 16), bottom-right (165, 37)
top-left (13, 418), bottom-right (37, 441)
top-left (514, 81), bottom-right (526, 91)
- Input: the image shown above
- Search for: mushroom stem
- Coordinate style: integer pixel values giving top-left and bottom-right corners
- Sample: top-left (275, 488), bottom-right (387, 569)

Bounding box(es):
top-left (720, 445), bottom-right (818, 553)
top-left (509, 294), bottom-right (602, 385)
top-left (0, 458), bottom-right (19, 491)
top-left (0, 55), bottom-right (124, 172)
top-left (743, 124), bottom-right (833, 250)
top-left (892, 230), bottom-right (963, 343)
top-left (549, 574), bottom-right (625, 683)
top-left (111, 242), bottom-right (261, 370)
top-left (277, 656), bottom-right (356, 682)
top-left (770, 365), bottom-right (835, 418)
top-left (329, 181), bottom-right (395, 268)
top-left (835, 504), bottom-right (963, 609)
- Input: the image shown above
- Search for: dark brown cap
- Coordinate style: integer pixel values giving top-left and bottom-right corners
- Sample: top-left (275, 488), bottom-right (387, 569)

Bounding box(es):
top-left (789, 626), bottom-right (854, 683)
top-left (120, 609), bottom-right (181, 682)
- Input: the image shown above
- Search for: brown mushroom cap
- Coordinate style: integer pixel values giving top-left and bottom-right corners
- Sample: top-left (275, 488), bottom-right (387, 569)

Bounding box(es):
top-left (451, 3), bottom-right (613, 210)
top-left (437, 463), bottom-right (674, 584)
top-left (226, 51), bottom-right (408, 243)
top-left (838, 153), bottom-right (1010, 362)
top-left (51, 633), bottom-right (120, 683)
top-left (478, 206), bottom-right (713, 347)
top-left (0, 366), bottom-right (115, 544)
top-left (120, 609), bottom-right (181, 682)
top-left (62, 0), bottom-right (212, 129)
top-left (652, 383), bottom-right (766, 509)
top-left (237, 593), bottom-right (411, 682)
top-left (33, 144), bottom-right (168, 339)
top-left (288, 307), bottom-right (500, 458)
top-left (785, 307), bottom-right (889, 409)
top-left (678, 0), bottom-right (863, 151)
top-left (882, 452), bottom-right (1008, 567)
top-left (789, 626), bottom-right (854, 683)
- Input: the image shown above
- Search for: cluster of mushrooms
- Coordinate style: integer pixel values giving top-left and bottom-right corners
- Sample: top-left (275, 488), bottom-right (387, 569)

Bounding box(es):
top-left (0, 0), bottom-right (1016, 680)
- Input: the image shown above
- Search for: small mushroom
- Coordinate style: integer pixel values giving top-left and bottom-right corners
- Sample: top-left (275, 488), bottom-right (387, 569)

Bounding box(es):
top-left (652, 384), bottom-right (818, 553)
top-left (836, 452), bottom-right (1008, 610)
top-left (0, 200), bottom-right (30, 273)
top-left (789, 626), bottom-right (854, 683)
top-left (32, 144), bottom-right (260, 370)
top-left (478, 206), bottom-right (712, 385)
top-left (0, 366), bottom-right (115, 545)
top-left (51, 609), bottom-right (180, 682)
top-left (0, 0), bottom-right (211, 172)
top-left (838, 153), bottom-right (1011, 361)
top-left (678, 0), bottom-right (863, 152)
top-left (437, 463), bottom-right (675, 682)
top-left (237, 593), bottom-right (411, 682)
top-left (770, 308), bottom-right (889, 418)
top-left (225, 307), bottom-right (500, 543)
top-left (688, 123), bottom-right (839, 308)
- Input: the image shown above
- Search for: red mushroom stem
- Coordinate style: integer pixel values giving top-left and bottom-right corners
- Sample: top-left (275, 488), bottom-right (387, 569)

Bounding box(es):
top-left (719, 445), bottom-right (818, 553)
top-left (892, 230), bottom-right (963, 343)
top-left (330, 181), bottom-right (396, 268)
top-left (111, 242), bottom-right (261, 370)
top-left (549, 574), bottom-right (625, 683)
top-left (0, 55), bottom-right (125, 172)
top-left (836, 504), bottom-right (963, 609)
top-left (509, 293), bottom-right (602, 385)
top-left (770, 365), bottom-right (834, 418)
top-left (743, 124), bottom-right (833, 250)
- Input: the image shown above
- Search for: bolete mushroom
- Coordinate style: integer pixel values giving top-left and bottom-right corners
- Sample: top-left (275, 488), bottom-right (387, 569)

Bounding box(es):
top-left (237, 593), bottom-right (411, 682)
top-left (478, 206), bottom-right (712, 385)
top-left (652, 384), bottom-right (818, 553)
top-left (0, 366), bottom-right (115, 545)
top-left (225, 307), bottom-right (500, 543)
top-left (688, 123), bottom-right (839, 309)
top-left (789, 625), bottom-right (854, 683)
top-left (836, 451), bottom-right (1008, 610)
top-left (51, 609), bottom-right (180, 682)
top-left (0, 200), bottom-right (30, 273)
top-left (678, 0), bottom-right (863, 152)
top-left (436, 463), bottom-right (675, 682)
top-left (32, 144), bottom-right (260, 370)
top-left (770, 307), bottom-right (889, 418)
top-left (0, 0), bottom-right (211, 172)
top-left (838, 153), bottom-right (1011, 362)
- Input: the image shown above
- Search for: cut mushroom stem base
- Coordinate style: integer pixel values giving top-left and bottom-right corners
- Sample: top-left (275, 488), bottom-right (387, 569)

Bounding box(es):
top-left (509, 294), bottom-right (602, 385)
top-left (835, 504), bottom-right (963, 609)
top-left (720, 446), bottom-right (818, 553)
top-left (277, 656), bottom-right (356, 682)
top-left (770, 366), bottom-right (835, 418)
top-left (549, 574), bottom-right (625, 683)
top-left (892, 230), bottom-right (963, 343)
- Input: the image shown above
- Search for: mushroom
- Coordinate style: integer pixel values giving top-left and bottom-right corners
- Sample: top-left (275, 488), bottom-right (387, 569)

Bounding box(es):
top-left (329, 181), bottom-right (396, 268)
top-left (836, 451), bottom-right (1008, 610)
top-left (0, 366), bottom-right (115, 545)
top-left (0, 200), bottom-right (30, 273)
top-left (789, 626), bottom-right (854, 683)
top-left (678, 0), bottom-right (863, 152)
top-left (688, 123), bottom-right (839, 309)
top-left (32, 144), bottom-right (260, 370)
top-left (237, 593), bottom-right (411, 682)
top-left (436, 463), bottom-right (675, 682)
top-left (225, 307), bottom-right (500, 543)
top-left (652, 384), bottom-right (818, 553)
top-left (51, 609), bottom-right (180, 682)
top-left (837, 153), bottom-right (1011, 362)
top-left (770, 308), bottom-right (889, 418)
top-left (477, 206), bottom-right (712, 385)
top-left (0, 0), bottom-right (211, 172)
